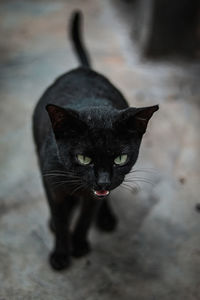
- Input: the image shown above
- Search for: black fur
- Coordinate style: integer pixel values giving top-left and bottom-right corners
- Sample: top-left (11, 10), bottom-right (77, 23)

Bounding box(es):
top-left (33, 11), bottom-right (159, 271)
top-left (70, 12), bottom-right (91, 67)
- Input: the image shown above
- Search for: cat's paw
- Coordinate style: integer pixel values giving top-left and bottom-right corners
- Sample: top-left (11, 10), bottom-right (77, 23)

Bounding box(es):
top-left (71, 238), bottom-right (91, 258)
top-left (96, 213), bottom-right (118, 232)
top-left (49, 251), bottom-right (71, 271)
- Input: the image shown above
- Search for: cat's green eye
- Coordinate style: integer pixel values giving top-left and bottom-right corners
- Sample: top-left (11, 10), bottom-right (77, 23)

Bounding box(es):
top-left (114, 154), bottom-right (128, 166)
top-left (77, 154), bottom-right (92, 165)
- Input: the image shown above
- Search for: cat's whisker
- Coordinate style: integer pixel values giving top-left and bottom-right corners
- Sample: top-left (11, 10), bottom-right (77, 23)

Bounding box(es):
top-left (121, 183), bottom-right (133, 192)
top-left (70, 183), bottom-right (86, 195)
top-left (52, 178), bottom-right (82, 186)
top-left (43, 172), bottom-right (80, 178)
top-left (121, 182), bottom-right (140, 193)
top-left (52, 180), bottom-right (81, 186)
top-left (43, 175), bottom-right (81, 183)
top-left (128, 171), bottom-right (160, 183)
top-left (53, 182), bottom-right (83, 190)
top-left (125, 177), bottom-right (154, 185)
top-left (43, 174), bottom-right (68, 178)
top-left (128, 168), bottom-right (158, 175)
top-left (123, 180), bottom-right (140, 190)
top-left (126, 174), bottom-right (153, 180)
top-left (43, 169), bottom-right (75, 174)
top-left (43, 169), bottom-right (80, 175)
top-left (130, 167), bottom-right (157, 171)
top-left (125, 179), bottom-right (154, 187)
top-left (123, 171), bottom-right (157, 192)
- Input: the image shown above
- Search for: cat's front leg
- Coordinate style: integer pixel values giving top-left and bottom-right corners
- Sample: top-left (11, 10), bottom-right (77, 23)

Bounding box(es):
top-left (49, 201), bottom-right (71, 271)
top-left (44, 181), bottom-right (77, 270)
top-left (96, 198), bottom-right (118, 232)
top-left (72, 196), bottom-right (98, 258)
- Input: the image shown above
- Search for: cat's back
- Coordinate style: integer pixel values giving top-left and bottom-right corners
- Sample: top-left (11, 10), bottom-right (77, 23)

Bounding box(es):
top-left (33, 67), bottom-right (128, 150)
top-left (38, 67), bottom-right (127, 107)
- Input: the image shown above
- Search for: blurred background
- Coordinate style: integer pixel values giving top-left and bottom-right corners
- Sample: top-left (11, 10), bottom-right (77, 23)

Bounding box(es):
top-left (0, 0), bottom-right (200, 299)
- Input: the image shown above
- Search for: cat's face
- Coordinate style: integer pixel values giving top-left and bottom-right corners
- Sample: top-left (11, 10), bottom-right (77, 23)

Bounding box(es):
top-left (46, 104), bottom-right (158, 197)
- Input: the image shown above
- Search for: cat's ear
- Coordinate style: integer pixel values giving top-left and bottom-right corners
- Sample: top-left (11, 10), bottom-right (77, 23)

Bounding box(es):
top-left (132, 105), bottom-right (159, 133)
top-left (115, 105), bottom-right (159, 134)
top-left (46, 104), bottom-right (87, 138)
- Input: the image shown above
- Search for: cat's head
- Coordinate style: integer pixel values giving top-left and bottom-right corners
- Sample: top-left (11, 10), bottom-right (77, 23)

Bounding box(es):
top-left (46, 104), bottom-right (158, 197)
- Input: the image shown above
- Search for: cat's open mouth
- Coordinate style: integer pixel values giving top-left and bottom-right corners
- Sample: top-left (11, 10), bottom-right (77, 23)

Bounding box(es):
top-left (94, 190), bottom-right (110, 197)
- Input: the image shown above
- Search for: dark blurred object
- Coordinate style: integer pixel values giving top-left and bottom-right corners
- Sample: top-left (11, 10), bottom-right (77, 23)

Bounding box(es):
top-left (195, 203), bottom-right (200, 212)
top-left (119, 0), bottom-right (200, 59)
top-left (146, 0), bottom-right (200, 58)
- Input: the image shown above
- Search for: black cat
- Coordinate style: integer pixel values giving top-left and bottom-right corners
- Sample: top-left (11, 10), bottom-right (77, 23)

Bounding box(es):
top-left (33, 11), bottom-right (159, 271)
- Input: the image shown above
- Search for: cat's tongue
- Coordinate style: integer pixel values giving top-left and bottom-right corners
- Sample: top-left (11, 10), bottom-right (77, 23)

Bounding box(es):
top-left (94, 190), bottom-right (109, 197)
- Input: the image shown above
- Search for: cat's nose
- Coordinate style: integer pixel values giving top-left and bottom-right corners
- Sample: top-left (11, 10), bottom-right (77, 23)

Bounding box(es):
top-left (97, 171), bottom-right (111, 190)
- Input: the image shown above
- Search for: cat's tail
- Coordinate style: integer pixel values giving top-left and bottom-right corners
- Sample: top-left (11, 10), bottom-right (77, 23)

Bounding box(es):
top-left (70, 11), bottom-right (91, 68)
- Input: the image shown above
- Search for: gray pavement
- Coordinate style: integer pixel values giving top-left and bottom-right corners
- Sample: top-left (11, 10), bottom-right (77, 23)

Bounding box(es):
top-left (0, 0), bottom-right (200, 299)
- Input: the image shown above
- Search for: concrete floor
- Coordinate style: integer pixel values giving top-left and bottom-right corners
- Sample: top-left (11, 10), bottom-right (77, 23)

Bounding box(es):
top-left (0, 0), bottom-right (200, 299)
